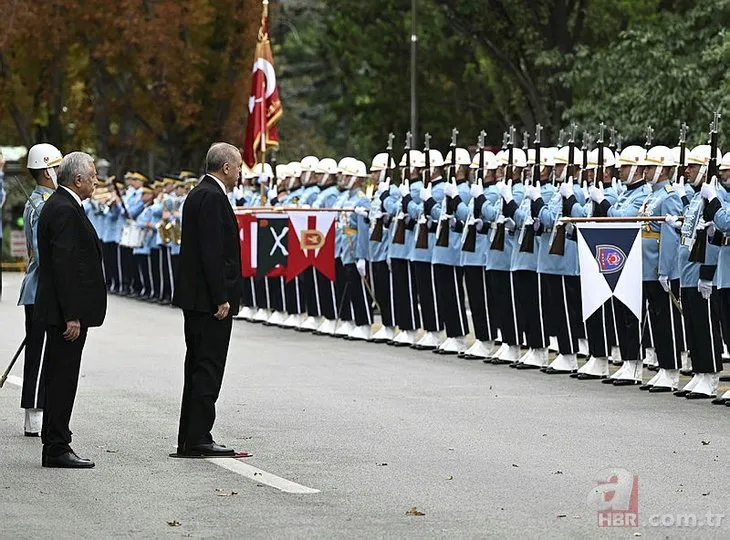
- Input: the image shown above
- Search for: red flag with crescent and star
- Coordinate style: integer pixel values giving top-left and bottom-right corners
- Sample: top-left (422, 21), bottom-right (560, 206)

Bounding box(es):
top-left (243, 1), bottom-right (283, 169)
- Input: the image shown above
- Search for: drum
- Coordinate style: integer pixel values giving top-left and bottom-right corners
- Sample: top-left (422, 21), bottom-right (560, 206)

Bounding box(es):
top-left (120, 224), bottom-right (145, 248)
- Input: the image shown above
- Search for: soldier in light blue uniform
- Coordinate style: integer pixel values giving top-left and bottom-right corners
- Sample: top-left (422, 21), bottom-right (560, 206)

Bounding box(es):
top-left (363, 154), bottom-right (397, 342)
top-left (511, 148), bottom-right (557, 369)
top-left (131, 184), bottom-right (158, 299)
top-left (529, 145), bottom-right (586, 373)
top-left (670, 144), bottom-right (724, 399)
top-left (118, 172), bottom-right (147, 295)
top-left (16, 143), bottom-right (62, 436)
top-left (428, 147), bottom-right (473, 354)
top-left (386, 150), bottom-right (423, 346)
top-left (701, 151), bottom-right (730, 404)
top-left (479, 149), bottom-right (526, 364)
top-left (338, 162), bottom-right (373, 340)
top-left (100, 178), bottom-right (125, 293)
top-left (589, 145), bottom-right (651, 384)
top-left (406, 149), bottom-right (443, 350)
top-left (459, 151), bottom-right (501, 360)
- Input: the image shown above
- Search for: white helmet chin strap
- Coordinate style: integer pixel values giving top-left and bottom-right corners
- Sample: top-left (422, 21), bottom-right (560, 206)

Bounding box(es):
top-left (651, 166), bottom-right (662, 185)
top-left (693, 164), bottom-right (708, 187)
top-left (623, 165), bottom-right (638, 185)
top-left (48, 167), bottom-right (58, 188)
top-left (378, 169), bottom-right (386, 183)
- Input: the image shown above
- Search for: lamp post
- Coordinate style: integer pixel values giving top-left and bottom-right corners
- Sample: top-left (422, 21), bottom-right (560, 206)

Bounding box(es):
top-left (410, 0), bottom-right (417, 143)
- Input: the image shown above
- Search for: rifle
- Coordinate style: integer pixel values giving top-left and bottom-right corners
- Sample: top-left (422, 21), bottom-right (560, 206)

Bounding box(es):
top-left (462, 130), bottom-right (486, 253)
top-left (436, 128), bottom-right (458, 248)
top-left (519, 124), bottom-right (541, 253)
top-left (549, 122), bottom-right (577, 256)
top-left (391, 131), bottom-right (412, 245)
top-left (370, 133), bottom-right (394, 242)
top-left (677, 122), bottom-right (688, 181)
top-left (688, 112), bottom-right (721, 263)
top-left (645, 125), bottom-right (654, 151)
top-left (592, 123), bottom-right (606, 217)
top-left (415, 132), bottom-right (432, 249)
top-left (490, 126), bottom-right (515, 251)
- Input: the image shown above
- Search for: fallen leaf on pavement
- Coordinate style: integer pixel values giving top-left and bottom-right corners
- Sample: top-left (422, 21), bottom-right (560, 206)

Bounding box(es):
top-left (105, 449), bottom-right (118, 454)
top-left (406, 507), bottom-right (425, 516)
top-left (556, 514), bottom-right (566, 518)
top-left (701, 441), bottom-right (710, 446)
top-left (215, 488), bottom-right (238, 497)
top-left (512, 464), bottom-right (519, 467)
top-left (446, 475), bottom-right (453, 480)
top-left (376, 463), bottom-right (388, 466)
top-left (166, 520), bottom-right (181, 527)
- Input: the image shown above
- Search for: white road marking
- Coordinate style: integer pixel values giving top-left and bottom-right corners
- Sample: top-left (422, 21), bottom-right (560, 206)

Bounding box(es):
top-left (4, 375), bottom-right (23, 388)
top-left (208, 458), bottom-right (320, 494)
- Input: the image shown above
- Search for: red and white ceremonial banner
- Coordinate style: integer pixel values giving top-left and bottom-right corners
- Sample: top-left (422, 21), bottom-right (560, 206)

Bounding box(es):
top-left (285, 212), bottom-right (337, 282)
top-left (236, 211), bottom-right (337, 282)
top-left (242, 1), bottom-right (283, 169)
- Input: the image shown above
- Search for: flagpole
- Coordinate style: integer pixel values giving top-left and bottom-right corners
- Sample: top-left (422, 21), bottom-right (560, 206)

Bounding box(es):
top-left (260, 0), bottom-right (269, 204)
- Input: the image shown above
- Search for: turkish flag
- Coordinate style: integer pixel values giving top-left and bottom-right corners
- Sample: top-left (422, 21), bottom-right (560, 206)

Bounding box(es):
top-left (242, 10), bottom-right (283, 169)
top-left (236, 213), bottom-right (257, 277)
top-left (285, 212), bottom-right (337, 282)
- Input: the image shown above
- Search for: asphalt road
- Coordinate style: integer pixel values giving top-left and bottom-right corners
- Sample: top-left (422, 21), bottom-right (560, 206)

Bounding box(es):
top-left (0, 271), bottom-right (728, 539)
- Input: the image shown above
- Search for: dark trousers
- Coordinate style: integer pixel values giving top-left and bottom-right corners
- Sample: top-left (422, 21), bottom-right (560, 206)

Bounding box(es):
top-left (390, 258), bottom-right (420, 331)
top-left (645, 280), bottom-right (684, 370)
top-left (120, 246), bottom-right (135, 292)
top-left (334, 258), bottom-right (352, 321)
top-left (159, 245), bottom-right (173, 302)
top-left (344, 263), bottom-right (374, 326)
top-left (614, 298), bottom-right (641, 361)
top-left (681, 287), bottom-right (723, 373)
top-left (514, 270), bottom-right (548, 348)
top-left (433, 264), bottom-right (468, 337)
top-left (150, 248), bottom-right (161, 299)
top-left (171, 254), bottom-right (180, 300)
top-left (267, 277), bottom-right (285, 312)
top-left (178, 311), bottom-right (233, 451)
top-left (371, 261), bottom-right (395, 328)
top-left (134, 254), bottom-right (152, 297)
top-left (488, 270), bottom-right (519, 346)
top-left (21, 305), bottom-right (46, 409)
top-left (253, 277), bottom-right (268, 309)
top-left (41, 325), bottom-right (88, 457)
top-left (102, 242), bottom-right (118, 291)
top-left (542, 273), bottom-right (582, 354)
top-left (585, 301), bottom-right (615, 358)
top-left (318, 267), bottom-right (338, 320)
top-left (413, 260), bottom-right (442, 332)
top-left (301, 267), bottom-right (319, 317)
top-left (464, 266), bottom-right (495, 341)
top-left (241, 277), bottom-right (255, 308)
top-left (719, 288), bottom-right (730, 352)
top-left (285, 276), bottom-right (306, 314)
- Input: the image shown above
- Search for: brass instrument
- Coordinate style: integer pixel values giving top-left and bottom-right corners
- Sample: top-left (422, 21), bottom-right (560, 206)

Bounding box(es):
top-left (156, 194), bottom-right (182, 245)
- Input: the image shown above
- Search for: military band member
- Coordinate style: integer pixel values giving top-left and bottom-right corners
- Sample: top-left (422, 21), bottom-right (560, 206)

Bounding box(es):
top-left (131, 184), bottom-right (158, 299)
top-left (17, 143), bottom-right (63, 436)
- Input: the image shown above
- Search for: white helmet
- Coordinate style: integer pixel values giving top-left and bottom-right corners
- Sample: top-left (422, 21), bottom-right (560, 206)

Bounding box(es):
top-left (444, 148), bottom-right (471, 166)
top-left (617, 145), bottom-right (646, 167)
top-left (300, 156), bottom-right (319, 172)
top-left (541, 147), bottom-right (558, 168)
top-left (719, 152), bottom-right (730, 171)
top-left (275, 164), bottom-right (290, 180)
top-left (670, 147), bottom-right (687, 167)
top-left (370, 153), bottom-right (396, 172)
top-left (398, 150), bottom-right (423, 168)
top-left (287, 161), bottom-right (302, 178)
top-left (252, 162), bottom-right (273, 177)
top-left (687, 145), bottom-right (721, 166)
top-left (242, 163), bottom-right (256, 179)
top-left (353, 160), bottom-right (368, 178)
top-left (586, 148), bottom-right (599, 169)
top-left (511, 148), bottom-right (528, 168)
top-left (495, 150), bottom-right (507, 166)
top-left (421, 149), bottom-right (444, 168)
top-left (315, 158), bottom-right (339, 175)
top-left (27, 143), bottom-right (63, 170)
top-left (553, 146), bottom-right (571, 165)
top-left (337, 157), bottom-right (356, 174)
top-left (527, 148), bottom-right (536, 166)
top-left (470, 150), bottom-right (496, 169)
top-left (643, 145), bottom-right (675, 168)
top-left (586, 148), bottom-right (615, 169)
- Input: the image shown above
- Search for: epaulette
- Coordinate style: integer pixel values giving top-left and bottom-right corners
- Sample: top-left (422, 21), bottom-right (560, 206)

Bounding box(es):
top-left (665, 184), bottom-right (673, 193)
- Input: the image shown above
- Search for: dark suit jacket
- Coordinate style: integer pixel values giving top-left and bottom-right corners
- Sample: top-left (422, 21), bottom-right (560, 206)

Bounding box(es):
top-left (173, 175), bottom-right (242, 314)
top-left (34, 187), bottom-right (107, 328)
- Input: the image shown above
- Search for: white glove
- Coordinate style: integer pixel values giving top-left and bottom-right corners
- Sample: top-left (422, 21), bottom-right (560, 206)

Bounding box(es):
top-left (448, 215), bottom-right (457, 227)
top-left (257, 174), bottom-right (269, 185)
top-left (267, 187), bottom-right (277, 201)
top-left (698, 279), bottom-right (713, 300)
top-left (356, 259), bottom-right (366, 277)
top-left (589, 185), bottom-right (605, 204)
top-left (373, 210), bottom-right (383, 220)
top-left (233, 186), bottom-right (244, 200)
top-left (701, 181), bottom-right (717, 201)
top-left (354, 206), bottom-right (368, 217)
top-left (421, 184), bottom-right (433, 201)
top-left (665, 215), bottom-right (681, 229)
top-left (559, 181), bottom-right (572, 198)
top-left (386, 257), bottom-right (392, 271)
top-left (526, 185), bottom-right (541, 201)
top-left (496, 215), bottom-right (506, 225)
top-left (659, 275), bottom-right (670, 292)
top-left (695, 218), bottom-right (707, 231)
top-left (673, 176), bottom-right (686, 197)
top-left (474, 218), bottom-right (484, 231)
top-left (444, 182), bottom-right (458, 198)
top-left (398, 183), bottom-right (410, 198)
top-left (300, 204), bottom-right (311, 209)
top-left (503, 217), bottom-right (515, 231)
top-left (470, 183), bottom-right (484, 198)
top-left (377, 177), bottom-right (390, 195)
top-left (565, 223), bottom-right (575, 236)
top-left (499, 179), bottom-right (513, 204)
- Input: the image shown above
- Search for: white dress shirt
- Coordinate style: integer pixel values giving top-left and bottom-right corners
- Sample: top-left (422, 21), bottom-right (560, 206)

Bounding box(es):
top-left (208, 174), bottom-right (227, 195)
top-left (60, 185), bottom-right (83, 206)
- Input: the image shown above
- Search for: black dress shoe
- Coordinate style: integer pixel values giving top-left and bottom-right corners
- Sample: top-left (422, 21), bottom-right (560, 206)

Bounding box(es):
top-left (569, 372), bottom-right (579, 378)
top-left (639, 383), bottom-right (653, 391)
top-left (491, 358), bottom-right (513, 365)
top-left (24, 432), bottom-right (40, 437)
top-left (543, 367), bottom-right (575, 374)
top-left (515, 363), bottom-right (541, 370)
top-left (576, 373), bottom-right (606, 380)
top-left (601, 378), bottom-right (615, 384)
top-left (42, 451), bottom-right (95, 469)
top-left (686, 392), bottom-right (713, 400)
top-left (612, 379), bottom-right (641, 386)
top-left (649, 386), bottom-right (674, 393)
top-left (711, 397), bottom-right (727, 405)
top-left (508, 362), bottom-right (520, 368)
top-left (673, 390), bottom-right (689, 397)
top-left (182, 443), bottom-right (235, 457)
top-left (680, 369), bottom-right (693, 376)
top-left (647, 365), bottom-right (659, 372)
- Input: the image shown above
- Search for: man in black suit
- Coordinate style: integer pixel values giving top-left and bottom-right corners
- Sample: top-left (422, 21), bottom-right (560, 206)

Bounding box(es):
top-left (34, 151), bottom-right (106, 468)
top-left (173, 143), bottom-right (242, 457)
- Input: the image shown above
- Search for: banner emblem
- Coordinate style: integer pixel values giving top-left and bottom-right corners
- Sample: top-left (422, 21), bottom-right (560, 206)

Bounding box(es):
top-left (596, 245), bottom-right (627, 274)
top-left (301, 229), bottom-right (325, 250)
